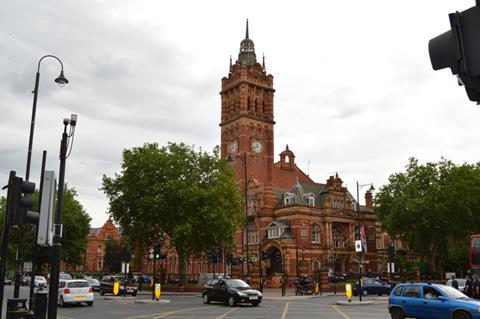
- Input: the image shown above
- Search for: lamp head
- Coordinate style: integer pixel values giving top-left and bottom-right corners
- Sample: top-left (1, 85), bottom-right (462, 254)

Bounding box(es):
top-left (369, 184), bottom-right (375, 192)
top-left (226, 153), bottom-right (233, 162)
top-left (55, 70), bottom-right (69, 87)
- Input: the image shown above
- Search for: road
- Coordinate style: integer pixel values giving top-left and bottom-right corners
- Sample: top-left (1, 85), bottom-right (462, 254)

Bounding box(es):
top-left (2, 286), bottom-right (391, 318)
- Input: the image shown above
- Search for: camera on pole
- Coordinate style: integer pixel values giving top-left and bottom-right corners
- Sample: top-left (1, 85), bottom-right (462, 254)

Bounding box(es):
top-left (429, 5), bottom-right (480, 103)
top-left (7, 174), bottom-right (37, 225)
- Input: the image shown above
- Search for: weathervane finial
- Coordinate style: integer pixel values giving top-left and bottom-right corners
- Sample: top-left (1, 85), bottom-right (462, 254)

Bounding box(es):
top-left (246, 19), bottom-right (249, 39)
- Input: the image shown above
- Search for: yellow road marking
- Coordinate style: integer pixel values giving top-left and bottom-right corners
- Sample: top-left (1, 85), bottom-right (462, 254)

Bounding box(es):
top-left (123, 306), bottom-right (205, 319)
top-left (280, 302), bottom-right (289, 319)
top-left (215, 307), bottom-right (238, 319)
top-left (332, 305), bottom-right (351, 319)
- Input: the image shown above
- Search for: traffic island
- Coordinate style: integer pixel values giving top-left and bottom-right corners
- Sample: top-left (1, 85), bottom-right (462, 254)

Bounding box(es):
top-left (104, 296), bottom-right (137, 301)
top-left (134, 299), bottom-right (171, 304)
top-left (335, 300), bottom-right (374, 306)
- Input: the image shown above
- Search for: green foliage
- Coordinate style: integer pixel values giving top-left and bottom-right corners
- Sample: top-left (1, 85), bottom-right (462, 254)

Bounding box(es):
top-left (102, 142), bottom-right (243, 276)
top-left (0, 186), bottom-right (91, 272)
top-left (374, 157), bottom-right (480, 270)
top-left (103, 238), bottom-right (121, 273)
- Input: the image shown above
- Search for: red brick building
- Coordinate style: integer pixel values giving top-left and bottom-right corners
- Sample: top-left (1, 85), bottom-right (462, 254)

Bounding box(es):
top-left (218, 21), bottom-right (404, 286)
top-left (84, 217), bottom-right (121, 272)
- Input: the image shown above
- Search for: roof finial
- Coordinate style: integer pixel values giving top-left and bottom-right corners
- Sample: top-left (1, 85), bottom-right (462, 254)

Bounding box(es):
top-left (262, 53), bottom-right (266, 71)
top-left (230, 55), bottom-right (232, 68)
top-left (246, 19), bottom-right (249, 39)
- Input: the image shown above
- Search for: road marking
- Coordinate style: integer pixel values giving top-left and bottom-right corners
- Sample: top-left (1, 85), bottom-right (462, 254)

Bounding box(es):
top-left (332, 305), bottom-right (351, 319)
top-left (123, 306), bottom-right (205, 319)
top-left (215, 307), bottom-right (238, 319)
top-left (280, 302), bottom-right (289, 319)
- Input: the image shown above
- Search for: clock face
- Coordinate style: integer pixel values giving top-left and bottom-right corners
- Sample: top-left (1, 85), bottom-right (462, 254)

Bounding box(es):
top-left (251, 139), bottom-right (263, 154)
top-left (229, 140), bottom-right (238, 154)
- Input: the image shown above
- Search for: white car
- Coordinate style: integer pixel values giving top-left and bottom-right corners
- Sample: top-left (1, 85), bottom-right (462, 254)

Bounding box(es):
top-left (58, 279), bottom-right (94, 307)
top-left (34, 276), bottom-right (47, 288)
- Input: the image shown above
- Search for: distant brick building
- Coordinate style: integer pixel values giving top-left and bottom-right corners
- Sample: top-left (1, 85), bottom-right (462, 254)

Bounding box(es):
top-left (84, 217), bottom-right (121, 272)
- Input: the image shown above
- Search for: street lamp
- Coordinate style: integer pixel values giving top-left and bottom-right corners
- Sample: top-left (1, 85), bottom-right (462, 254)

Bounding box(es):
top-left (356, 182), bottom-right (374, 302)
top-left (227, 151), bottom-right (250, 280)
top-left (14, 55), bottom-right (68, 302)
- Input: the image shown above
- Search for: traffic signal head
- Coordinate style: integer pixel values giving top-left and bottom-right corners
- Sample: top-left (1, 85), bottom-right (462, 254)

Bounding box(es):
top-left (429, 6), bottom-right (480, 103)
top-left (7, 174), bottom-right (37, 225)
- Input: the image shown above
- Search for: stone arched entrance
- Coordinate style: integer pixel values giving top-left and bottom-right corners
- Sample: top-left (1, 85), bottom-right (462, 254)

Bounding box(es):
top-left (262, 244), bottom-right (283, 277)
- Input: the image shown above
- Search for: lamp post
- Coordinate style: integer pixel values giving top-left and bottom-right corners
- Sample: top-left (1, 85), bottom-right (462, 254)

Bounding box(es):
top-left (14, 55), bottom-right (68, 299)
top-left (227, 151), bottom-right (250, 280)
top-left (356, 182), bottom-right (374, 302)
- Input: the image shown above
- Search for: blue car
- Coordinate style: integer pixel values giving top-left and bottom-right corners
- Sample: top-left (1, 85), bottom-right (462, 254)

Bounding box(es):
top-left (389, 283), bottom-right (480, 319)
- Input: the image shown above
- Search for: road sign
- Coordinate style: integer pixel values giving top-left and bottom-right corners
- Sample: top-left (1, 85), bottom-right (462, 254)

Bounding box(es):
top-left (113, 282), bottom-right (120, 295)
top-left (149, 248), bottom-right (154, 254)
top-left (149, 253), bottom-right (154, 259)
top-left (355, 240), bottom-right (362, 252)
top-left (345, 283), bottom-right (352, 301)
top-left (155, 283), bottom-right (161, 300)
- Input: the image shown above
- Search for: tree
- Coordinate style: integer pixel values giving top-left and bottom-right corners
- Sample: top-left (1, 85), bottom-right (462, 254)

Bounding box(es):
top-left (375, 158), bottom-right (480, 270)
top-left (0, 186), bottom-right (91, 272)
top-left (103, 238), bottom-right (121, 273)
top-left (102, 143), bottom-right (243, 280)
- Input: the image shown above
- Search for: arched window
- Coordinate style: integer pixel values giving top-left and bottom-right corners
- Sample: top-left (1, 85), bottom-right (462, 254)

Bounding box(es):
top-left (312, 260), bottom-right (321, 273)
top-left (311, 224), bottom-right (320, 243)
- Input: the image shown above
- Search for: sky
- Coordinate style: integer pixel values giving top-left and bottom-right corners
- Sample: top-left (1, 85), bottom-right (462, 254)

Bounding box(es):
top-left (1, 0), bottom-right (480, 227)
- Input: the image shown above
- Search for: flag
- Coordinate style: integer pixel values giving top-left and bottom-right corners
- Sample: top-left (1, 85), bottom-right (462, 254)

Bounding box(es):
top-left (360, 225), bottom-right (367, 253)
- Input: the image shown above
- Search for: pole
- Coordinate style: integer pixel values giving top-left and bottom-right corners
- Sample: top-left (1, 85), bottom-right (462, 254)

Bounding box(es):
top-left (356, 181), bottom-right (362, 302)
top-left (258, 246), bottom-right (263, 292)
top-left (244, 152), bottom-right (250, 280)
top-left (0, 171), bottom-right (16, 317)
top-left (152, 257), bottom-right (156, 300)
top-left (47, 123), bottom-right (68, 319)
top-left (27, 151), bottom-right (47, 317)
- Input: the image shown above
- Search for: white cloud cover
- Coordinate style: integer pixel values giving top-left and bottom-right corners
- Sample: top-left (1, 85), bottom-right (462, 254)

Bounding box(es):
top-left (1, 0), bottom-right (480, 227)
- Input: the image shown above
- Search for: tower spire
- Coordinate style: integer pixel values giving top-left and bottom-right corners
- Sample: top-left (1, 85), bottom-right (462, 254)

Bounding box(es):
top-left (246, 19), bottom-right (249, 39)
top-left (262, 54), bottom-right (266, 72)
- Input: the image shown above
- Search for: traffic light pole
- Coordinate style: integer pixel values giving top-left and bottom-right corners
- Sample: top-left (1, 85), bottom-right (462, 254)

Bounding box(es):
top-left (152, 256), bottom-right (156, 301)
top-left (47, 122), bottom-right (68, 319)
top-left (0, 171), bottom-right (16, 317)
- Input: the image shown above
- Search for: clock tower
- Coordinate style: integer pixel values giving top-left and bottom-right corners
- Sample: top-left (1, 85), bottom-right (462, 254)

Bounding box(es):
top-left (220, 20), bottom-right (275, 187)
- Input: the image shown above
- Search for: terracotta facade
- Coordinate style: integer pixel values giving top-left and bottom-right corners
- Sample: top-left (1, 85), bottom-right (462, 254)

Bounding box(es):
top-left (84, 217), bottom-right (121, 272)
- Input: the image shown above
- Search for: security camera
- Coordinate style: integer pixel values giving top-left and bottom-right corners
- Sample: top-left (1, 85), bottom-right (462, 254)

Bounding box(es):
top-left (70, 114), bottom-right (78, 126)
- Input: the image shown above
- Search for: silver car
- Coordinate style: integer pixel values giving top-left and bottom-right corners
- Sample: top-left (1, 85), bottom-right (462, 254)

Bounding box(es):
top-left (446, 278), bottom-right (466, 292)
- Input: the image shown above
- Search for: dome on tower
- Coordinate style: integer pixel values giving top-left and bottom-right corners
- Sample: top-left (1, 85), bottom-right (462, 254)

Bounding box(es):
top-left (237, 19), bottom-right (257, 66)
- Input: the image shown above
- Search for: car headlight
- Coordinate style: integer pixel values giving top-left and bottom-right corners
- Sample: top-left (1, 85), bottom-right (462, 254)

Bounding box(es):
top-left (237, 291), bottom-right (247, 297)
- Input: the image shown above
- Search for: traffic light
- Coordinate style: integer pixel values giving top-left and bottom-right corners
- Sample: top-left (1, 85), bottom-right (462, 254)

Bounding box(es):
top-left (121, 246), bottom-right (131, 262)
top-left (6, 172), bottom-right (37, 225)
top-left (429, 5), bottom-right (480, 103)
top-left (388, 242), bottom-right (396, 264)
top-left (154, 244), bottom-right (161, 260)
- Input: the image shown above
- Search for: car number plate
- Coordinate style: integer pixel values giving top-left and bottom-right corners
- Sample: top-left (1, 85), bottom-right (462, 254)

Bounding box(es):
top-left (75, 295), bottom-right (86, 299)
top-left (249, 296), bottom-right (258, 300)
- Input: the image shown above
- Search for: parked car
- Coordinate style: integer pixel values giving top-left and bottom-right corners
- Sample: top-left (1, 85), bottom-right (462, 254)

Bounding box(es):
top-left (388, 283), bottom-right (480, 319)
top-left (446, 278), bottom-right (466, 292)
top-left (33, 276), bottom-right (47, 288)
top-left (3, 277), bottom-right (12, 285)
top-left (353, 277), bottom-right (391, 296)
top-left (59, 273), bottom-right (73, 281)
top-left (21, 276), bottom-right (31, 286)
top-left (85, 277), bottom-right (100, 292)
top-left (202, 278), bottom-right (262, 306)
top-left (100, 275), bottom-right (138, 296)
top-left (58, 279), bottom-right (94, 307)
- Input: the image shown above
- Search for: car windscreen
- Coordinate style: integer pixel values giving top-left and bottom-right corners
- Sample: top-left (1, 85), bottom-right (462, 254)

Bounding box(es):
top-left (436, 285), bottom-right (468, 299)
top-left (35, 276), bottom-right (45, 280)
top-left (87, 279), bottom-right (99, 284)
top-left (226, 279), bottom-right (250, 289)
top-left (68, 281), bottom-right (90, 288)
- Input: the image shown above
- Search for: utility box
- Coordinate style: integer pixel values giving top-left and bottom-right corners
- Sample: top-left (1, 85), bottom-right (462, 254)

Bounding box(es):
top-left (6, 298), bottom-right (28, 319)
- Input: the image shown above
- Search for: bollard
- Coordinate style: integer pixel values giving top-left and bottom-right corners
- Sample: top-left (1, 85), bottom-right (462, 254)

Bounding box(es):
top-left (33, 291), bottom-right (48, 319)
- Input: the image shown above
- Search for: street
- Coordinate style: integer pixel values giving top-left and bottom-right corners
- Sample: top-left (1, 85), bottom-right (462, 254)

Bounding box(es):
top-left (56, 291), bottom-right (389, 319)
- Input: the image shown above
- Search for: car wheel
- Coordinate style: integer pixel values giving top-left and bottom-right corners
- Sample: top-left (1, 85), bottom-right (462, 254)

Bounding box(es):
top-left (453, 311), bottom-right (472, 319)
top-left (203, 294), bottom-right (210, 304)
top-left (59, 297), bottom-right (65, 308)
top-left (390, 307), bottom-right (405, 319)
top-left (228, 295), bottom-right (236, 307)
top-left (87, 301), bottom-right (93, 307)
top-left (131, 291), bottom-right (137, 297)
top-left (100, 288), bottom-right (105, 296)
top-left (362, 289), bottom-right (368, 296)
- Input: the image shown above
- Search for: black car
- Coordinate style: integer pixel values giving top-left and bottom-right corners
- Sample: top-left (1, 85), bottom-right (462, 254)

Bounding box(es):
top-left (100, 275), bottom-right (138, 296)
top-left (352, 277), bottom-right (391, 296)
top-left (202, 278), bottom-right (262, 306)
top-left (86, 277), bottom-right (100, 292)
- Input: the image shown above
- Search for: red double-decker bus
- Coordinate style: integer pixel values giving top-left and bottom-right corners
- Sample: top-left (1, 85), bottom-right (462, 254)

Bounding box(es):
top-left (471, 235), bottom-right (480, 275)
